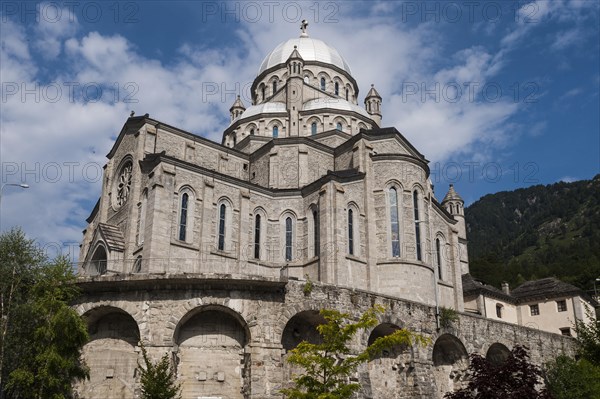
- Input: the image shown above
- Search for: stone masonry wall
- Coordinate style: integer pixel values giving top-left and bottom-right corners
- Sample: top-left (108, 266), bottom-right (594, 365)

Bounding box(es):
top-left (74, 277), bottom-right (574, 399)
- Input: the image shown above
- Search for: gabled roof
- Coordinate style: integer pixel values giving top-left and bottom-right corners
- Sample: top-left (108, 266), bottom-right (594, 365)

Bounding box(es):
top-left (97, 223), bottom-right (125, 252)
top-left (462, 274), bottom-right (514, 303)
top-left (462, 275), bottom-right (599, 307)
top-left (512, 277), bottom-right (597, 306)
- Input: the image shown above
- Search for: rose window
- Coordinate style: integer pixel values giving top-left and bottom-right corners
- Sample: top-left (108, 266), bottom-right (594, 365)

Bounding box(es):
top-left (116, 163), bottom-right (132, 206)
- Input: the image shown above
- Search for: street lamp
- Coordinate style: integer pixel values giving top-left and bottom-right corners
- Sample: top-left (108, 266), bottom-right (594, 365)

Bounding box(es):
top-left (0, 183), bottom-right (30, 208)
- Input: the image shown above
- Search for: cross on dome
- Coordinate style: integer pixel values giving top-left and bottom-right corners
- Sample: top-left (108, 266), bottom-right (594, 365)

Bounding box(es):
top-left (300, 19), bottom-right (308, 37)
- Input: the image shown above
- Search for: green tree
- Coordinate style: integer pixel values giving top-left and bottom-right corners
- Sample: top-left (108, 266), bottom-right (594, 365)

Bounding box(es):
top-left (0, 229), bottom-right (89, 399)
top-left (280, 305), bottom-right (428, 399)
top-left (575, 310), bottom-right (600, 366)
top-left (0, 228), bottom-right (45, 392)
top-left (138, 344), bottom-right (181, 399)
top-left (544, 355), bottom-right (600, 399)
top-left (444, 345), bottom-right (551, 399)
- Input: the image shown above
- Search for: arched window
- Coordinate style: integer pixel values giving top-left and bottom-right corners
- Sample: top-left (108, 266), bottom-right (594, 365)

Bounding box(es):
top-left (335, 82), bottom-right (339, 96)
top-left (232, 135), bottom-right (236, 147)
top-left (273, 80), bottom-right (277, 94)
top-left (345, 88), bottom-right (349, 101)
top-left (311, 122), bottom-right (317, 135)
top-left (90, 245), bottom-right (107, 276)
top-left (348, 209), bottom-right (354, 255)
top-left (250, 128), bottom-right (255, 135)
top-left (436, 238), bottom-right (442, 279)
top-left (413, 190), bottom-right (422, 261)
top-left (272, 125), bottom-right (279, 138)
top-left (285, 217), bottom-right (293, 261)
top-left (304, 75), bottom-right (309, 84)
top-left (313, 209), bottom-right (319, 257)
top-left (389, 187), bottom-right (400, 257)
top-left (179, 193), bottom-right (189, 241)
top-left (137, 190), bottom-right (147, 245)
top-left (254, 214), bottom-right (261, 259)
top-left (320, 77), bottom-right (326, 91)
top-left (261, 86), bottom-right (265, 101)
top-left (336, 122), bottom-right (342, 131)
top-left (133, 255), bottom-right (142, 273)
top-left (218, 203), bottom-right (226, 251)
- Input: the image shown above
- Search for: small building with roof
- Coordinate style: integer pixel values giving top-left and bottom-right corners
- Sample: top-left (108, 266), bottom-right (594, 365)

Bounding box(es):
top-left (463, 274), bottom-right (598, 337)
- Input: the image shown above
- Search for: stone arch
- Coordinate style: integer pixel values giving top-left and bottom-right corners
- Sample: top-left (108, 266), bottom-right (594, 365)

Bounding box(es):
top-left (363, 322), bottom-right (415, 397)
top-left (174, 305), bottom-right (250, 399)
top-left (281, 309), bottom-right (326, 351)
top-left (246, 122), bottom-right (258, 136)
top-left (280, 209), bottom-right (299, 262)
top-left (333, 116), bottom-right (349, 132)
top-left (76, 306), bottom-right (141, 399)
top-left (432, 334), bottom-right (469, 398)
top-left (306, 115), bottom-right (322, 135)
top-left (89, 243), bottom-right (107, 275)
top-left (486, 342), bottom-right (511, 366)
top-left (280, 309), bottom-right (327, 392)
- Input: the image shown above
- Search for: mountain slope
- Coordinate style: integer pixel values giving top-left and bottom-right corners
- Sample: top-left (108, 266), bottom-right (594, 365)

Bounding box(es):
top-left (465, 174), bottom-right (600, 291)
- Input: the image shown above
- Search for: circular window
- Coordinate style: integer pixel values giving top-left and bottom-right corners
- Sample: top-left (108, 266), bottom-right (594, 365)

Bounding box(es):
top-left (115, 162), bottom-right (133, 207)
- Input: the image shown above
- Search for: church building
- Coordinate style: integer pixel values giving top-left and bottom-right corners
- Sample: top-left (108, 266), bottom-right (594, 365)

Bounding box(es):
top-left (75, 23), bottom-right (573, 399)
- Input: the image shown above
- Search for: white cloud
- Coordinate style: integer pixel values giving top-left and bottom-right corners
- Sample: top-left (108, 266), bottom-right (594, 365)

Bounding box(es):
top-left (0, 2), bottom-right (568, 259)
top-left (33, 3), bottom-right (78, 58)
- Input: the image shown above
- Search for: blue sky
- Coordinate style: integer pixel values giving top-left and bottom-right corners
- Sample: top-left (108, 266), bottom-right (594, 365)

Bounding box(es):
top-left (1, 1), bottom-right (598, 260)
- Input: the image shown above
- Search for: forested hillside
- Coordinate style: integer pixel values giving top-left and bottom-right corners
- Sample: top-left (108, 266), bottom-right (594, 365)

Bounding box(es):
top-left (465, 174), bottom-right (600, 292)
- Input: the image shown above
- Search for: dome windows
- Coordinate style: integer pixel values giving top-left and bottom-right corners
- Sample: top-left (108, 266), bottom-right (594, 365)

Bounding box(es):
top-left (320, 77), bottom-right (326, 91)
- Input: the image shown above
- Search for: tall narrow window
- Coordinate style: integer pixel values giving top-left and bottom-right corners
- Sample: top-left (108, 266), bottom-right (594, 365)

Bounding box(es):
top-left (254, 214), bottom-right (261, 259)
top-left (250, 128), bottom-right (255, 135)
top-left (436, 238), bottom-right (442, 279)
top-left (232, 135), bottom-right (236, 147)
top-left (390, 187), bottom-right (400, 257)
top-left (348, 209), bottom-right (354, 255)
top-left (311, 122), bottom-right (317, 135)
top-left (218, 203), bottom-right (226, 251)
top-left (273, 80), bottom-right (277, 94)
top-left (336, 122), bottom-right (342, 131)
top-left (320, 77), bottom-right (326, 91)
top-left (413, 191), bottom-right (422, 261)
top-left (335, 82), bottom-right (339, 95)
top-left (179, 193), bottom-right (189, 241)
top-left (138, 190), bottom-right (147, 245)
top-left (345, 88), bottom-right (349, 101)
top-left (261, 86), bottom-right (265, 101)
top-left (285, 217), bottom-right (293, 261)
top-left (273, 125), bottom-right (278, 138)
top-left (313, 209), bottom-right (319, 257)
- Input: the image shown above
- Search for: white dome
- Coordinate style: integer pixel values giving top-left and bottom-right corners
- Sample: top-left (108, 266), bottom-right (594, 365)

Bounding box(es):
top-left (258, 36), bottom-right (352, 76)
top-left (233, 102), bottom-right (287, 124)
top-left (303, 98), bottom-right (371, 119)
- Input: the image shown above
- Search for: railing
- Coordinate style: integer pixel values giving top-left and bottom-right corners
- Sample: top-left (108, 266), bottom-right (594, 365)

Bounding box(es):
top-left (76, 256), bottom-right (294, 281)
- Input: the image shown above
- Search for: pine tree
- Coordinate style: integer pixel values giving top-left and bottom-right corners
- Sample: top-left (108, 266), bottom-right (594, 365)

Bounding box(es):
top-left (138, 344), bottom-right (181, 399)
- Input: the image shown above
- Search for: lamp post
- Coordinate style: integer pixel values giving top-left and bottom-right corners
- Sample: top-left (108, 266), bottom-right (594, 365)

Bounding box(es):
top-left (0, 183), bottom-right (29, 209)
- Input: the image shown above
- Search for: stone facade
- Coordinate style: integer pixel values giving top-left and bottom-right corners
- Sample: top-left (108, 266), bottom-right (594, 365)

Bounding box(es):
top-left (76, 25), bottom-right (575, 399)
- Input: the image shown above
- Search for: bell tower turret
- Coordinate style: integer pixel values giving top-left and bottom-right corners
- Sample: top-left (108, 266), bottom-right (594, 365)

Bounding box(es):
top-left (286, 27), bottom-right (305, 136)
top-left (229, 95), bottom-right (246, 123)
top-left (364, 84), bottom-right (382, 127)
